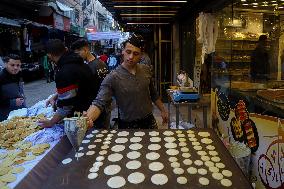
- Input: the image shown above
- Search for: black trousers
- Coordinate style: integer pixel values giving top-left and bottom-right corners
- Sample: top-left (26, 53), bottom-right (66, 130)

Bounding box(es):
top-left (118, 113), bottom-right (157, 129)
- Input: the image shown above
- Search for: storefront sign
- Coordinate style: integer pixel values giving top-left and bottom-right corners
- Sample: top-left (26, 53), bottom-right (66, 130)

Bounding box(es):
top-left (53, 13), bottom-right (70, 32)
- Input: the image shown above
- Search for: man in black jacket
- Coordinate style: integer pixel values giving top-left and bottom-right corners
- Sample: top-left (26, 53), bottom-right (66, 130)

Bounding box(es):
top-left (71, 39), bottom-right (110, 128)
top-left (39, 39), bottom-right (95, 128)
top-left (0, 54), bottom-right (26, 121)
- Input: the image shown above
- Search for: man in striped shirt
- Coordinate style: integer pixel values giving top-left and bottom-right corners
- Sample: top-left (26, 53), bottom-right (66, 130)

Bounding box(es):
top-left (39, 39), bottom-right (95, 128)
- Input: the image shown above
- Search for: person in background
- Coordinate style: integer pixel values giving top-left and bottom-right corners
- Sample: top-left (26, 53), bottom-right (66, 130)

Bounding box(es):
top-left (99, 50), bottom-right (108, 64)
top-left (42, 52), bottom-right (52, 83)
top-left (39, 39), bottom-right (95, 128)
top-left (86, 34), bottom-right (168, 129)
top-left (251, 35), bottom-right (270, 81)
top-left (71, 39), bottom-right (110, 128)
top-left (0, 54), bottom-right (26, 121)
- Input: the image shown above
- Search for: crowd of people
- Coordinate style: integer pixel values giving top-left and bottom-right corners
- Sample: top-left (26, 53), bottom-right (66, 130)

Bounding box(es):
top-left (0, 34), bottom-right (167, 129)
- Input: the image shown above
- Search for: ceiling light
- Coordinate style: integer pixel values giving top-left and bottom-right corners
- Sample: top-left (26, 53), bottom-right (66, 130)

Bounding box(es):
top-left (114, 5), bottom-right (167, 8)
top-left (279, 6), bottom-right (284, 8)
top-left (127, 22), bottom-right (170, 24)
top-left (122, 16), bottom-right (172, 18)
top-left (271, 0), bottom-right (276, 2)
top-left (241, 0), bottom-right (246, 1)
top-left (242, 3), bottom-right (248, 5)
top-left (252, 2), bottom-right (258, 5)
top-left (253, 5), bottom-right (258, 7)
top-left (261, 4), bottom-right (268, 6)
top-left (113, 0), bottom-right (186, 2)
top-left (121, 13), bottom-right (176, 16)
top-left (272, 3), bottom-right (278, 5)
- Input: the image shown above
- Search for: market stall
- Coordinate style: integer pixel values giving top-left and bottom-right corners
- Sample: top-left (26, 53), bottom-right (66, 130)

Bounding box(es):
top-left (0, 98), bottom-right (70, 189)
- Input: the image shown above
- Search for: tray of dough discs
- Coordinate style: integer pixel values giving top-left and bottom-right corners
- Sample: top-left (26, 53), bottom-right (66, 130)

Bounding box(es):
top-left (257, 89), bottom-right (284, 104)
top-left (43, 129), bottom-right (252, 189)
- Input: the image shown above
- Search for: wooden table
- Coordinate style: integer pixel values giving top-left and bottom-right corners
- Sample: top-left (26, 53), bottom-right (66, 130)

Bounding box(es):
top-left (43, 128), bottom-right (252, 189)
top-left (167, 90), bottom-right (210, 128)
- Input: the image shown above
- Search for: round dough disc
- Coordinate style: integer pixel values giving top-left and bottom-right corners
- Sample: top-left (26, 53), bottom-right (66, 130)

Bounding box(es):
top-left (62, 158), bottom-right (72, 165)
top-left (194, 160), bottom-right (203, 166)
top-left (115, 138), bottom-right (128, 144)
top-left (165, 143), bottom-right (177, 149)
top-left (171, 162), bottom-right (180, 168)
top-left (96, 156), bottom-right (105, 161)
top-left (86, 151), bottom-right (95, 156)
top-left (205, 161), bottom-right (215, 167)
top-left (206, 145), bottom-right (216, 150)
top-left (128, 172), bottom-right (145, 184)
top-left (82, 140), bottom-right (90, 144)
top-left (104, 165), bottom-right (121, 175)
top-left (182, 153), bottom-right (191, 158)
top-left (90, 166), bottom-right (99, 173)
top-left (197, 151), bottom-right (207, 156)
top-left (198, 132), bottom-right (210, 137)
top-left (212, 172), bottom-right (224, 180)
top-left (149, 162), bottom-right (164, 171)
top-left (177, 176), bottom-right (187, 184)
top-left (134, 132), bottom-right (145, 137)
top-left (222, 170), bottom-right (233, 177)
top-left (221, 178), bottom-right (232, 187)
top-left (107, 176), bottom-right (126, 188)
top-left (181, 147), bottom-right (189, 152)
top-left (99, 150), bottom-right (107, 155)
top-left (187, 167), bottom-right (197, 174)
top-left (166, 149), bottom-right (179, 156)
top-left (88, 144), bottom-right (96, 149)
top-left (198, 168), bottom-right (208, 175)
top-left (209, 151), bottom-right (218, 156)
top-left (169, 157), bottom-right (178, 162)
top-left (150, 137), bottom-right (161, 143)
top-left (108, 153), bottom-right (123, 162)
top-left (193, 145), bottom-right (202, 151)
top-left (211, 156), bottom-right (221, 162)
top-left (199, 177), bottom-right (210, 185)
top-left (111, 145), bottom-right (125, 152)
top-left (110, 130), bottom-right (117, 133)
top-left (148, 144), bottom-right (161, 151)
top-left (201, 156), bottom-right (210, 161)
top-left (127, 151), bottom-right (141, 159)
top-left (179, 142), bottom-right (187, 147)
top-left (163, 131), bottom-right (174, 136)
top-left (187, 130), bottom-right (194, 134)
top-left (164, 137), bottom-right (176, 143)
top-left (129, 143), bottom-right (143, 151)
top-left (149, 131), bottom-right (159, 136)
top-left (126, 160), bottom-right (141, 170)
top-left (146, 152), bottom-right (160, 160)
top-left (75, 152), bottom-right (84, 158)
top-left (183, 159), bottom-right (193, 165)
top-left (130, 137), bottom-right (142, 143)
top-left (201, 138), bottom-right (213, 144)
top-left (177, 134), bottom-right (185, 138)
top-left (117, 131), bottom-right (129, 137)
top-left (88, 173), bottom-right (98, 179)
top-left (151, 174), bottom-right (168, 185)
top-left (209, 166), bottom-right (219, 173)
top-left (173, 167), bottom-right (184, 175)
top-left (216, 163), bottom-right (225, 169)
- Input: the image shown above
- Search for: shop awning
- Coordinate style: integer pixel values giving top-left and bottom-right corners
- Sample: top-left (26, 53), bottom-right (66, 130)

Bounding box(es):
top-left (0, 17), bottom-right (21, 27)
top-left (56, 1), bottom-right (73, 12)
top-left (87, 32), bottom-right (122, 41)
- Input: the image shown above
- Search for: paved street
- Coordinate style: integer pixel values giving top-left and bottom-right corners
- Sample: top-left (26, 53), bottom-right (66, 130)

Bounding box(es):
top-left (24, 79), bottom-right (56, 107)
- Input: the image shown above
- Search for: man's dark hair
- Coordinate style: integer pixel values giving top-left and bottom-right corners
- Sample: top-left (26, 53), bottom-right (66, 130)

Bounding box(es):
top-left (259, 35), bottom-right (268, 42)
top-left (45, 39), bottom-right (66, 56)
top-left (71, 39), bottom-right (89, 51)
top-left (3, 54), bottom-right (21, 63)
top-left (122, 34), bottom-right (145, 50)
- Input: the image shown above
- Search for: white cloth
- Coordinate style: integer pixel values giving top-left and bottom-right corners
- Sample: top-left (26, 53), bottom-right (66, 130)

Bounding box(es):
top-left (198, 12), bottom-right (219, 64)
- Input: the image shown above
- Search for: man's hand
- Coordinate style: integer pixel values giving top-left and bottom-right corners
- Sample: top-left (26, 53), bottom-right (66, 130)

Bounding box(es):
top-left (84, 105), bottom-right (101, 128)
top-left (161, 110), bottom-right (169, 124)
top-left (16, 98), bottom-right (25, 106)
top-left (38, 119), bottom-right (54, 128)
top-left (46, 94), bottom-right (58, 108)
